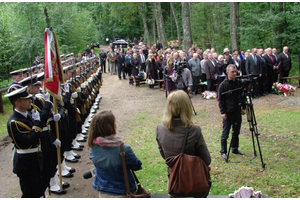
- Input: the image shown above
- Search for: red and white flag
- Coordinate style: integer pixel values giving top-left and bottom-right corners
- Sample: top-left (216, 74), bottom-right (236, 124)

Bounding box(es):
top-left (44, 28), bottom-right (64, 105)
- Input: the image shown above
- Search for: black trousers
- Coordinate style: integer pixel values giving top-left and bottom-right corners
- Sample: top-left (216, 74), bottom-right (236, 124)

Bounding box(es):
top-left (207, 78), bottom-right (216, 91)
top-left (280, 70), bottom-right (290, 83)
top-left (118, 65), bottom-right (126, 79)
top-left (220, 112), bottom-right (242, 154)
top-left (192, 75), bottom-right (200, 94)
top-left (100, 60), bottom-right (106, 73)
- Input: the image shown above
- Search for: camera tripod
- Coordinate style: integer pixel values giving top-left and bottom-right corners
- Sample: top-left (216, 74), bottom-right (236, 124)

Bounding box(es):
top-left (223, 87), bottom-right (266, 169)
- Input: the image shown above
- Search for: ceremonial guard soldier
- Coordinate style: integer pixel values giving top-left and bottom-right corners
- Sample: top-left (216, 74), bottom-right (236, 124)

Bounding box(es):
top-left (5, 86), bottom-right (52, 197)
top-left (32, 53), bottom-right (41, 66)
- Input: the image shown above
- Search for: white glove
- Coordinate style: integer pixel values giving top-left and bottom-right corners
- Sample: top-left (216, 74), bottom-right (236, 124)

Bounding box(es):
top-left (53, 139), bottom-right (61, 148)
top-left (76, 108), bottom-right (81, 114)
top-left (31, 110), bottom-right (40, 121)
top-left (89, 95), bottom-right (91, 100)
top-left (53, 112), bottom-right (61, 122)
top-left (72, 92), bottom-right (78, 99)
top-left (76, 87), bottom-right (81, 93)
top-left (64, 84), bottom-right (70, 93)
top-left (44, 92), bottom-right (51, 102)
top-left (70, 99), bottom-right (74, 104)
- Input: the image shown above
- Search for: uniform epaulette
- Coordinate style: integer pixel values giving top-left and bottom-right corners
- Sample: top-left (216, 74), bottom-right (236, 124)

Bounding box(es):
top-left (31, 103), bottom-right (42, 112)
top-left (37, 96), bottom-right (45, 105)
top-left (9, 120), bottom-right (32, 150)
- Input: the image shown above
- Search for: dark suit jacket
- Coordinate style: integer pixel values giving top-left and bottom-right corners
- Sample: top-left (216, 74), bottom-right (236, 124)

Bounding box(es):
top-left (246, 54), bottom-right (261, 75)
top-left (258, 55), bottom-right (267, 75)
top-left (117, 54), bottom-right (125, 67)
top-left (233, 59), bottom-right (242, 71)
top-left (263, 54), bottom-right (276, 72)
top-left (278, 52), bottom-right (292, 71)
top-left (204, 59), bottom-right (217, 80)
top-left (137, 54), bottom-right (146, 67)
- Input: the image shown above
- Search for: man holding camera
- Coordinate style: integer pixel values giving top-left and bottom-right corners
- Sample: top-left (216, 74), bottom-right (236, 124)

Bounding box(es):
top-left (218, 64), bottom-right (246, 160)
top-left (172, 54), bottom-right (193, 93)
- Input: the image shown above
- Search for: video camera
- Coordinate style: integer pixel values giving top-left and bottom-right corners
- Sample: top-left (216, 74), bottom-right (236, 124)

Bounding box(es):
top-left (237, 74), bottom-right (257, 87)
top-left (174, 58), bottom-right (187, 75)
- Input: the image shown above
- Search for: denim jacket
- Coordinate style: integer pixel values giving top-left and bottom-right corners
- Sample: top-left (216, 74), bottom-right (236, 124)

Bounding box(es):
top-left (90, 144), bottom-right (142, 195)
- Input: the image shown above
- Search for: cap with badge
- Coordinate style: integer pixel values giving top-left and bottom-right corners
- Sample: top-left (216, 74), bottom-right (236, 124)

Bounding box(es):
top-left (37, 72), bottom-right (44, 81)
top-left (10, 69), bottom-right (23, 76)
top-left (35, 53), bottom-right (40, 57)
top-left (5, 86), bottom-right (32, 104)
top-left (19, 75), bottom-right (41, 86)
top-left (7, 84), bottom-right (23, 93)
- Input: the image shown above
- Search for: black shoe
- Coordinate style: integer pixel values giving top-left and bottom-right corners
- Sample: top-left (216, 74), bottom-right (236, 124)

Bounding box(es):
top-left (221, 153), bottom-right (228, 160)
top-left (123, 77), bottom-right (127, 80)
top-left (65, 158), bottom-right (78, 163)
top-left (119, 78), bottom-right (121, 80)
top-left (71, 146), bottom-right (83, 151)
top-left (73, 154), bottom-right (81, 159)
top-left (76, 138), bottom-right (87, 142)
top-left (68, 168), bottom-right (76, 173)
top-left (232, 149), bottom-right (244, 155)
top-left (62, 172), bottom-right (74, 178)
top-left (62, 182), bottom-right (70, 189)
top-left (51, 189), bottom-right (67, 195)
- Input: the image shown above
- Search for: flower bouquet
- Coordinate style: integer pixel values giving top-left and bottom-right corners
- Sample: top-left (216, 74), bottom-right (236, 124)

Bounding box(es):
top-left (272, 82), bottom-right (297, 96)
top-left (202, 91), bottom-right (217, 99)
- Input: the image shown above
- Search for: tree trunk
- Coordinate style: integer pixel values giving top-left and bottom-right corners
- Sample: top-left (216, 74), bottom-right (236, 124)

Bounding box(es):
top-left (152, 6), bottom-right (156, 47)
top-left (156, 2), bottom-right (168, 49)
top-left (229, 2), bottom-right (238, 51)
top-left (154, 3), bottom-right (161, 45)
top-left (278, 2), bottom-right (283, 50)
top-left (170, 2), bottom-right (181, 48)
top-left (140, 2), bottom-right (151, 45)
top-left (170, 6), bottom-right (173, 39)
top-left (181, 2), bottom-right (192, 52)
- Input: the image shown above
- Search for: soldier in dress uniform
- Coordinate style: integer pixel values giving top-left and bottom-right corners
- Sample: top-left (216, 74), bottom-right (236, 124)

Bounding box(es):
top-left (5, 86), bottom-right (52, 197)
top-left (32, 54), bottom-right (41, 66)
top-left (9, 69), bottom-right (24, 87)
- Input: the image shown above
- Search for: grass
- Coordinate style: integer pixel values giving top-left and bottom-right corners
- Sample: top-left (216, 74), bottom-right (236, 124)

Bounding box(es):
top-left (124, 106), bottom-right (300, 197)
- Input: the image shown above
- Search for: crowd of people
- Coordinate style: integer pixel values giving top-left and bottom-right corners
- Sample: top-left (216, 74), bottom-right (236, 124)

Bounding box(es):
top-left (94, 42), bottom-right (292, 99)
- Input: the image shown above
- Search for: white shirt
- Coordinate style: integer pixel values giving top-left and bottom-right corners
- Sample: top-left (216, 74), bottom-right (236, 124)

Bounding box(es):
top-left (14, 108), bottom-right (28, 118)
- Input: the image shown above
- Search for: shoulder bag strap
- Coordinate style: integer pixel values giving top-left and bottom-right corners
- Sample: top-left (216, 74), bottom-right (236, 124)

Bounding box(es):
top-left (181, 127), bottom-right (190, 154)
top-left (120, 144), bottom-right (131, 196)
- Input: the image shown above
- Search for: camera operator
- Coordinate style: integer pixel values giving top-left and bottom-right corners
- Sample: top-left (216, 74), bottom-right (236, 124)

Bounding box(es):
top-left (172, 60), bottom-right (193, 93)
top-left (218, 64), bottom-right (246, 160)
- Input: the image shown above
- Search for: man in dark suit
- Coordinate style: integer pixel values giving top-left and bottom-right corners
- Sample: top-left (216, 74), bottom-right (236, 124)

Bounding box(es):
top-left (257, 48), bottom-right (268, 95)
top-left (138, 49), bottom-right (146, 71)
top-left (204, 53), bottom-right (217, 91)
top-left (99, 48), bottom-right (107, 73)
top-left (119, 44), bottom-right (125, 54)
top-left (5, 86), bottom-right (52, 197)
top-left (278, 46), bottom-right (292, 84)
top-left (272, 48), bottom-right (280, 83)
top-left (263, 48), bottom-right (276, 93)
top-left (156, 40), bottom-right (163, 51)
top-left (246, 48), bottom-right (262, 98)
top-left (117, 51), bottom-right (126, 80)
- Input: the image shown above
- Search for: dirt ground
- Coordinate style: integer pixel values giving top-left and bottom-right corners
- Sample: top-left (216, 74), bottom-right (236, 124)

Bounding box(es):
top-left (0, 57), bottom-right (300, 197)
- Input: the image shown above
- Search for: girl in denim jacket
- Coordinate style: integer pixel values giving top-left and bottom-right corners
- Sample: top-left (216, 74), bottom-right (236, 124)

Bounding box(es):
top-left (88, 110), bottom-right (142, 197)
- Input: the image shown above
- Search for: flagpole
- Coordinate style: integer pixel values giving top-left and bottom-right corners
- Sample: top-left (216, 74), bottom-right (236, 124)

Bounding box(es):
top-left (44, 7), bottom-right (64, 192)
top-left (53, 97), bottom-right (63, 191)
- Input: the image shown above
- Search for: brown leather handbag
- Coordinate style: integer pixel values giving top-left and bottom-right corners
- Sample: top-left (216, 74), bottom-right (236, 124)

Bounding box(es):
top-left (165, 128), bottom-right (211, 196)
top-left (120, 144), bottom-right (151, 198)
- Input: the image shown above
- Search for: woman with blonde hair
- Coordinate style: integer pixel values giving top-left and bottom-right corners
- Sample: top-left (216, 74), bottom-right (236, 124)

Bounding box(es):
top-left (88, 110), bottom-right (142, 198)
top-left (163, 58), bottom-right (176, 96)
top-left (156, 90), bottom-right (211, 198)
